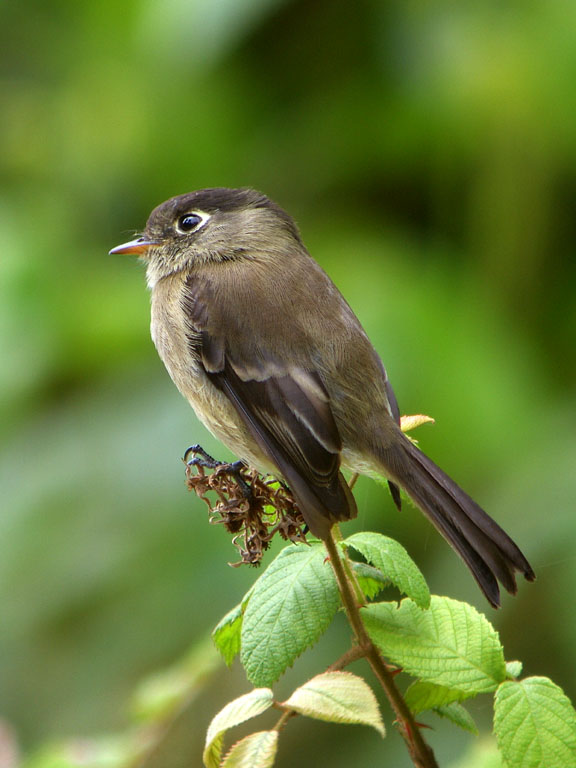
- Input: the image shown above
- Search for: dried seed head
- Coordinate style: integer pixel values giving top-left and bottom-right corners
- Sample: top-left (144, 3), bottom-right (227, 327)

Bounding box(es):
top-left (184, 448), bottom-right (308, 565)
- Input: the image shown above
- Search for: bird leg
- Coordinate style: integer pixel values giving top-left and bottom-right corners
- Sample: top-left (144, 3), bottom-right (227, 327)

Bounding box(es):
top-left (215, 460), bottom-right (253, 499)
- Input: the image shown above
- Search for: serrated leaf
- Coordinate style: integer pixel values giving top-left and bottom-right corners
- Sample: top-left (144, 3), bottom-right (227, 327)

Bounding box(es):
top-left (362, 597), bottom-right (506, 693)
top-left (494, 677), bottom-right (576, 768)
top-left (213, 603), bottom-right (243, 666)
top-left (405, 682), bottom-right (478, 735)
top-left (405, 681), bottom-right (470, 713)
top-left (351, 561), bottom-right (389, 599)
top-left (241, 543), bottom-right (339, 686)
top-left (434, 702), bottom-right (478, 735)
top-left (212, 584), bottom-right (256, 668)
top-left (283, 671), bottom-right (385, 736)
top-left (221, 731), bottom-right (278, 768)
top-left (344, 532), bottom-right (430, 608)
top-left (505, 660), bottom-right (523, 679)
top-left (203, 689), bottom-right (274, 768)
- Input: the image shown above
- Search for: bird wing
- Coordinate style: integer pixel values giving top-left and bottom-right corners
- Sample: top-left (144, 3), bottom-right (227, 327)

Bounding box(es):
top-left (383, 375), bottom-right (403, 510)
top-left (181, 276), bottom-right (357, 539)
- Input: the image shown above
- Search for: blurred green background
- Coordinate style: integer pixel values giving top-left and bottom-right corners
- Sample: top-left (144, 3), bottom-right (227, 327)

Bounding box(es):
top-left (1, 0), bottom-right (575, 765)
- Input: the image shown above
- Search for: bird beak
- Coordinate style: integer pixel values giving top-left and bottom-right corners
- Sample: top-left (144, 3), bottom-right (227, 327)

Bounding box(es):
top-left (109, 237), bottom-right (157, 255)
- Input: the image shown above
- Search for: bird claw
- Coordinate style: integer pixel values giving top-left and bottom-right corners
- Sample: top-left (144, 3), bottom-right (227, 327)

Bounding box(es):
top-left (184, 444), bottom-right (217, 467)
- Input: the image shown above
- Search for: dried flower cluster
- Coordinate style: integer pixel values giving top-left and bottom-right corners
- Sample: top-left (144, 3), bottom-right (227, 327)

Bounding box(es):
top-left (184, 445), bottom-right (308, 566)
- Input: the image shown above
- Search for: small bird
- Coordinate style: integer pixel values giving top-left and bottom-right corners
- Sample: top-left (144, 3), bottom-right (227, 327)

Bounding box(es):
top-left (110, 187), bottom-right (534, 607)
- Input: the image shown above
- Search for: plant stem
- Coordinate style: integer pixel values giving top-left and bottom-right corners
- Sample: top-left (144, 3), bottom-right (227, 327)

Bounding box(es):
top-left (324, 530), bottom-right (438, 768)
top-left (331, 524), bottom-right (366, 604)
top-left (273, 707), bottom-right (297, 732)
top-left (326, 645), bottom-right (366, 671)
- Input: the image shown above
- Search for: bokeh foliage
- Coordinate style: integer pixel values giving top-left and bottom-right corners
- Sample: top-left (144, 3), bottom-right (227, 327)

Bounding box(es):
top-left (1, 0), bottom-right (575, 765)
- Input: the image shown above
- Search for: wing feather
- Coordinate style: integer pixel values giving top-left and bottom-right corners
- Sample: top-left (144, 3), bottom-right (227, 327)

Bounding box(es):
top-left (182, 276), bottom-right (357, 538)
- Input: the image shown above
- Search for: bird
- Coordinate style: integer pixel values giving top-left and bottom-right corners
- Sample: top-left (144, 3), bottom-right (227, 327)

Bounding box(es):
top-left (110, 187), bottom-right (535, 607)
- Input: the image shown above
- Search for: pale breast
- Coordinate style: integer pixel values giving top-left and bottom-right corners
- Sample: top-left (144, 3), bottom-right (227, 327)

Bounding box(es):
top-left (149, 275), bottom-right (272, 472)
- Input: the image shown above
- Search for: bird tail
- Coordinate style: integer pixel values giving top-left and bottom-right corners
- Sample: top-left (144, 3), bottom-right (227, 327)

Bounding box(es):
top-left (378, 434), bottom-right (535, 607)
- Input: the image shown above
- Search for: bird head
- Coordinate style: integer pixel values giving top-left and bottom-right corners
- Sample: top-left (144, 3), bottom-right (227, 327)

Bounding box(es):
top-left (109, 187), bottom-right (302, 287)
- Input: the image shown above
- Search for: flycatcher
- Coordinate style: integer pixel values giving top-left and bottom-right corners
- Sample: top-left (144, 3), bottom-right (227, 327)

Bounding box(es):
top-left (110, 187), bottom-right (534, 607)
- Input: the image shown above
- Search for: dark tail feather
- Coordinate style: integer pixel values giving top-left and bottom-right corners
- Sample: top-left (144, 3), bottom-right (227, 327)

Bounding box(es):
top-left (380, 435), bottom-right (535, 608)
top-left (388, 480), bottom-right (402, 511)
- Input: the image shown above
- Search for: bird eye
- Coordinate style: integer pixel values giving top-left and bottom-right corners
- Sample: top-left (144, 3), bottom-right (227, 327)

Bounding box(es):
top-left (176, 212), bottom-right (209, 234)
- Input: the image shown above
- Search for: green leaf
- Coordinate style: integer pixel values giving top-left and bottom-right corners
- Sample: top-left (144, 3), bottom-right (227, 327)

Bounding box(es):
top-left (434, 702), bottom-right (478, 735)
top-left (241, 543), bottom-right (339, 686)
top-left (405, 681), bottom-right (470, 713)
top-left (362, 597), bottom-right (506, 693)
top-left (494, 677), bottom-right (576, 768)
top-left (221, 731), bottom-right (278, 768)
top-left (505, 660), bottom-right (523, 679)
top-left (282, 671), bottom-right (385, 736)
top-left (351, 561), bottom-right (389, 599)
top-left (203, 689), bottom-right (274, 768)
top-left (405, 680), bottom-right (478, 733)
top-left (213, 603), bottom-right (243, 666)
top-left (344, 532), bottom-right (430, 608)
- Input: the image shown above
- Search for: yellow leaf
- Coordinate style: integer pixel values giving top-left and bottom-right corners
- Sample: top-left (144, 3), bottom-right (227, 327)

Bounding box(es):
top-left (400, 414), bottom-right (435, 433)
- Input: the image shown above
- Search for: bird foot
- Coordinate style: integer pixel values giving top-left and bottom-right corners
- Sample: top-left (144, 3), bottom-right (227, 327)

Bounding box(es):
top-left (184, 444), bottom-right (217, 467)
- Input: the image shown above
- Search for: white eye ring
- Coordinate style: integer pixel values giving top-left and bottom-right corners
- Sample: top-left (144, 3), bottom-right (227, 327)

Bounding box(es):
top-left (175, 210), bottom-right (211, 235)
